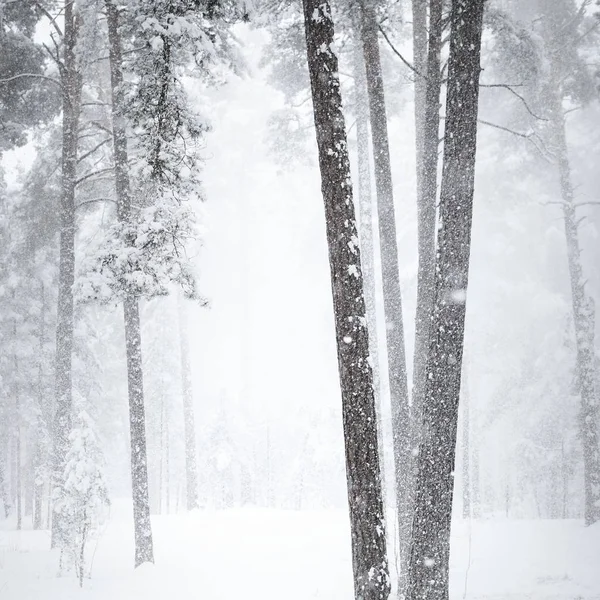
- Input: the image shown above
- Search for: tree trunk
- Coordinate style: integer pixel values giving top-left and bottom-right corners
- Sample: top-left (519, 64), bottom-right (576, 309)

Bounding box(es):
top-left (461, 367), bottom-right (470, 520)
top-left (13, 313), bottom-right (22, 531)
top-left (178, 296), bottom-right (199, 511)
top-left (34, 282), bottom-right (46, 531)
top-left (52, 0), bottom-right (81, 548)
top-left (106, 0), bottom-right (154, 565)
top-left (548, 90), bottom-right (600, 525)
top-left (352, 36), bottom-right (386, 496)
top-left (0, 452), bottom-right (9, 518)
top-left (302, 1), bottom-right (390, 598)
top-left (407, 2), bottom-right (485, 600)
top-left (359, 1), bottom-right (411, 582)
top-left (411, 0), bottom-right (443, 453)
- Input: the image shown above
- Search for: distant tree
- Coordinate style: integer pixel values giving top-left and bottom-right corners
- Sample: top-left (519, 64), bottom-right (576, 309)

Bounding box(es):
top-left (407, 2), bottom-right (485, 600)
top-left (302, 1), bottom-right (390, 599)
top-left (535, 0), bottom-right (600, 525)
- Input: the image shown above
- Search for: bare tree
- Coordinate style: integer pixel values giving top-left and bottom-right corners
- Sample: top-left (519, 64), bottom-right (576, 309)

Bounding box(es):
top-left (302, 1), bottom-right (390, 598)
top-left (407, 2), bottom-right (485, 600)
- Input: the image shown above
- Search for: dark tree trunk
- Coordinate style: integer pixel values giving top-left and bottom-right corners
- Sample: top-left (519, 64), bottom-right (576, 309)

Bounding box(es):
top-left (407, 3), bottom-right (485, 600)
top-left (302, 1), bottom-right (390, 598)
top-left (106, 0), bottom-right (154, 565)
top-left (178, 296), bottom-right (199, 511)
top-left (359, 1), bottom-right (411, 580)
top-left (52, 0), bottom-right (81, 548)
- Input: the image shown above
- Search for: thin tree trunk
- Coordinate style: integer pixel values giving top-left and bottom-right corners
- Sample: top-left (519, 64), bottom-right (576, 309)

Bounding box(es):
top-left (158, 395), bottom-right (164, 515)
top-left (549, 90), bottom-right (600, 525)
top-left (408, 0), bottom-right (444, 586)
top-left (52, 0), bottom-right (81, 548)
top-left (178, 296), bottom-right (199, 510)
top-left (302, 1), bottom-right (390, 598)
top-left (106, 0), bottom-right (154, 565)
top-left (461, 369), bottom-right (471, 520)
top-left (0, 452), bottom-right (9, 518)
top-left (411, 0), bottom-right (443, 453)
top-left (407, 2), bottom-right (485, 600)
top-left (13, 308), bottom-right (22, 532)
top-left (353, 34), bottom-right (385, 488)
top-left (359, 2), bottom-right (411, 583)
top-left (123, 298), bottom-right (154, 564)
top-left (34, 282), bottom-right (46, 530)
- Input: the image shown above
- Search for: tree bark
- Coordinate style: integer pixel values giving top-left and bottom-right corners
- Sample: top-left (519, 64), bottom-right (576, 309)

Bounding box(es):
top-left (352, 33), bottom-right (386, 495)
top-left (411, 0), bottom-right (443, 453)
top-left (302, 2), bottom-right (390, 598)
top-left (407, 2), bottom-right (485, 600)
top-left (359, 1), bottom-right (411, 581)
top-left (52, 0), bottom-right (81, 547)
top-left (178, 295), bottom-right (199, 511)
top-left (106, 0), bottom-right (154, 565)
top-left (549, 91), bottom-right (600, 525)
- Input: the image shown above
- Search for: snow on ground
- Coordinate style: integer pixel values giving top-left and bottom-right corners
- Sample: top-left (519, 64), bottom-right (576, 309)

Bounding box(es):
top-left (1, 501), bottom-right (599, 600)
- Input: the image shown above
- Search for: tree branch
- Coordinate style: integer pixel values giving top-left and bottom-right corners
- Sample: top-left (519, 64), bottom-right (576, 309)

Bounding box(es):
top-left (377, 25), bottom-right (425, 79)
top-left (480, 83), bottom-right (547, 121)
top-left (0, 73), bottom-right (62, 90)
top-left (75, 167), bottom-right (114, 187)
top-left (76, 197), bottom-right (116, 210)
top-left (34, 1), bottom-right (64, 38)
top-left (78, 138), bottom-right (112, 164)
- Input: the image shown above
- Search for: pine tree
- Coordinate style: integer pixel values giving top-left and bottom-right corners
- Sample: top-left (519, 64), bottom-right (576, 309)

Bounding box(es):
top-left (407, 2), bottom-right (485, 600)
top-left (302, 1), bottom-right (389, 598)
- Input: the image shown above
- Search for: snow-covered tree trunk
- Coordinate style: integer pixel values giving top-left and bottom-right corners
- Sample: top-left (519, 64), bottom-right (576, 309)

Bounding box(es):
top-left (106, 0), bottom-right (154, 565)
top-left (52, 0), bottom-right (82, 548)
top-left (548, 89), bottom-right (600, 525)
top-left (407, 2), bottom-right (485, 600)
top-left (359, 0), bottom-right (411, 581)
top-left (302, 1), bottom-right (390, 598)
top-left (178, 295), bottom-right (199, 511)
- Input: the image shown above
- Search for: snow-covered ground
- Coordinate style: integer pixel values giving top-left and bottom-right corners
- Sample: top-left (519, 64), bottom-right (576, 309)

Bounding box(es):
top-left (1, 501), bottom-right (599, 600)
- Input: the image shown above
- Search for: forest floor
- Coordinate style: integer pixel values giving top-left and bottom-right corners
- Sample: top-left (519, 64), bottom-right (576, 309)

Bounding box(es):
top-left (0, 500), bottom-right (599, 599)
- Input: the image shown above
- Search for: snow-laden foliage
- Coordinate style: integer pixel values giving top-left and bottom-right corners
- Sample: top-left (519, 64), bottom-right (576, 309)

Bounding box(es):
top-left (76, 200), bottom-right (202, 303)
top-left (124, 0), bottom-right (247, 187)
top-left (54, 410), bottom-right (110, 585)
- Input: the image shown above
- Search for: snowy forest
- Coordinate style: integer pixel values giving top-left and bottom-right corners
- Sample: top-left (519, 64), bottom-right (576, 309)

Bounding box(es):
top-left (1, 0), bottom-right (599, 598)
